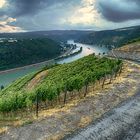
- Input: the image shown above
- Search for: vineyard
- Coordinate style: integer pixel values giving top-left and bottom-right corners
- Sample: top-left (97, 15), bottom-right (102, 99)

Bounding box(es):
top-left (0, 55), bottom-right (122, 114)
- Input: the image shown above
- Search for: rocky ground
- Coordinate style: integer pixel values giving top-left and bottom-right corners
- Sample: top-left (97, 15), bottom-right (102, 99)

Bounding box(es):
top-left (0, 61), bottom-right (140, 140)
top-left (108, 42), bottom-right (140, 62)
top-left (108, 50), bottom-right (140, 62)
top-left (63, 88), bottom-right (140, 140)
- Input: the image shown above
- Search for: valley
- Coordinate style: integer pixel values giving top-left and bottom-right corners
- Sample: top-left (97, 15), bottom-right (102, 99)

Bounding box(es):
top-left (0, 40), bottom-right (108, 87)
top-left (0, 60), bottom-right (140, 140)
top-left (0, 26), bottom-right (140, 140)
top-left (0, 0), bottom-right (140, 139)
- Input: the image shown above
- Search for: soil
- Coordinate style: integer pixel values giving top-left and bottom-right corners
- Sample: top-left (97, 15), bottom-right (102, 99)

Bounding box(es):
top-left (26, 70), bottom-right (48, 90)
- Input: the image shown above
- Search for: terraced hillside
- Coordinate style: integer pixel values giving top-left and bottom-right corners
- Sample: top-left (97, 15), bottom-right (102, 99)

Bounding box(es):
top-left (0, 55), bottom-right (122, 113)
top-left (1, 60), bottom-right (140, 140)
top-left (108, 38), bottom-right (140, 62)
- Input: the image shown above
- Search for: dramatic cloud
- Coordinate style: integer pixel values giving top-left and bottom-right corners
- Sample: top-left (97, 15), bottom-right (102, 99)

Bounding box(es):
top-left (0, 0), bottom-right (6, 8)
top-left (0, 16), bottom-right (24, 32)
top-left (5, 0), bottom-right (80, 17)
top-left (65, 0), bottom-right (97, 24)
top-left (0, 0), bottom-right (140, 32)
top-left (9, 0), bottom-right (47, 17)
top-left (97, 0), bottom-right (140, 22)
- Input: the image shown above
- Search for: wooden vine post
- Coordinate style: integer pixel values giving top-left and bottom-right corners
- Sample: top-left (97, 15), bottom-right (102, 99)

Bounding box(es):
top-left (119, 63), bottom-right (123, 76)
top-left (109, 70), bottom-right (114, 84)
top-left (36, 92), bottom-right (39, 118)
top-left (102, 74), bottom-right (106, 89)
top-left (115, 66), bottom-right (118, 78)
top-left (64, 85), bottom-right (67, 105)
top-left (84, 79), bottom-right (88, 97)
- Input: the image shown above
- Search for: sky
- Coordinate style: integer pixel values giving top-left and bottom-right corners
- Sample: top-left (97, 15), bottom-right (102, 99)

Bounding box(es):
top-left (0, 0), bottom-right (140, 32)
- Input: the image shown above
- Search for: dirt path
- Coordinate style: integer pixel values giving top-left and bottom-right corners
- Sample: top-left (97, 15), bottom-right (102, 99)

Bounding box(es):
top-left (0, 61), bottom-right (140, 140)
top-left (26, 70), bottom-right (48, 90)
top-left (63, 89), bottom-right (140, 140)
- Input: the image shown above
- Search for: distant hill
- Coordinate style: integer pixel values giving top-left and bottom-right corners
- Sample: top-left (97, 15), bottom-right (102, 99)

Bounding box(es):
top-left (0, 30), bottom-right (93, 42)
top-left (1, 26), bottom-right (139, 47)
top-left (0, 38), bottom-right (62, 70)
top-left (77, 25), bottom-right (140, 49)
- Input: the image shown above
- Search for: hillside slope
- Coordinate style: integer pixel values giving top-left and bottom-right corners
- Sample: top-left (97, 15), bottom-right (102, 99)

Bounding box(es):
top-left (0, 55), bottom-right (122, 113)
top-left (0, 38), bottom-right (62, 70)
top-left (77, 26), bottom-right (140, 49)
top-left (108, 38), bottom-right (140, 62)
top-left (0, 30), bottom-right (92, 42)
top-left (1, 61), bottom-right (140, 140)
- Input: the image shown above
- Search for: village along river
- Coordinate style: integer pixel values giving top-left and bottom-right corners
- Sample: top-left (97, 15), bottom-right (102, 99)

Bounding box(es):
top-left (0, 40), bottom-right (109, 87)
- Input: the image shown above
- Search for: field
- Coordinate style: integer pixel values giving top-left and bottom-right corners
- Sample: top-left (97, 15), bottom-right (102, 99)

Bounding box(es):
top-left (0, 55), bottom-right (122, 113)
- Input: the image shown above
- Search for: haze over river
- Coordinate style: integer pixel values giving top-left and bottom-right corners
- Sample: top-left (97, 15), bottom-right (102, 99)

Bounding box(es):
top-left (0, 40), bottom-right (109, 87)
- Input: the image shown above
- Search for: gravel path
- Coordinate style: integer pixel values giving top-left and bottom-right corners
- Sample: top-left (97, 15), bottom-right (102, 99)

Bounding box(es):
top-left (63, 89), bottom-right (140, 140)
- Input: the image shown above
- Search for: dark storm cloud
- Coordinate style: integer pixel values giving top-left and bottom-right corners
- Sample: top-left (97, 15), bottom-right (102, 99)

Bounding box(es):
top-left (6, 0), bottom-right (74, 17)
top-left (0, 0), bottom-right (82, 31)
top-left (11, 0), bottom-right (58, 17)
top-left (0, 24), bottom-right (5, 28)
top-left (1, 0), bottom-right (140, 32)
top-left (11, 0), bottom-right (47, 16)
top-left (97, 0), bottom-right (140, 22)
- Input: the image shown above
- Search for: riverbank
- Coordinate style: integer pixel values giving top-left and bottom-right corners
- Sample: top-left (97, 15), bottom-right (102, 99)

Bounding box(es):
top-left (56, 47), bottom-right (82, 61)
top-left (0, 59), bottom-right (54, 75)
top-left (0, 45), bottom-right (80, 75)
top-left (1, 60), bottom-right (140, 140)
top-left (0, 41), bottom-right (108, 87)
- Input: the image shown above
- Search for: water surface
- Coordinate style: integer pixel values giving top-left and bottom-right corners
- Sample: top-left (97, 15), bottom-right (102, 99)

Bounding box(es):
top-left (0, 40), bottom-right (109, 87)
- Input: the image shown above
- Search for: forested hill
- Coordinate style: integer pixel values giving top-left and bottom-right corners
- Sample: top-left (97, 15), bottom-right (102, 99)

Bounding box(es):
top-left (0, 38), bottom-right (62, 71)
top-left (0, 30), bottom-right (93, 42)
top-left (77, 25), bottom-right (140, 49)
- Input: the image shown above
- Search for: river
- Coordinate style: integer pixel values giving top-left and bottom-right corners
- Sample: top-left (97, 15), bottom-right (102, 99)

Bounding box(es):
top-left (0, 40), bottom-right (109, 87)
